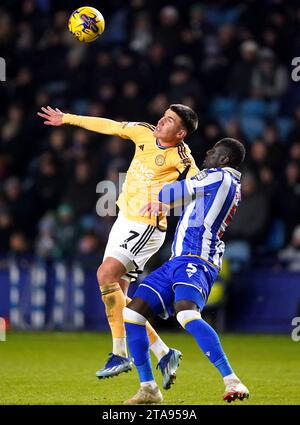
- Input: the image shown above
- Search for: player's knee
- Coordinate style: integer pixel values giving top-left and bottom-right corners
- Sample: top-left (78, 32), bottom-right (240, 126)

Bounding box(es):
top-left (176, 309), bottom-right (201, 328)
top-left (97, 263), bottom-right (118, 286)
top-left (123, 306), bottom-right (147, 325)
top-left (125, 297), bottom-right (153, 320)
top-left (97, 258), bottom-right (127, 286)
top-left (174, 300), bottom-right (199, 315)
top-left (96, 264), bottom-right (104, 285)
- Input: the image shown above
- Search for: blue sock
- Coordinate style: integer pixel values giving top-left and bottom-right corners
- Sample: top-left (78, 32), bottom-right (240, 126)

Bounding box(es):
top-left (185, 318), bottom-right (233, 378)
top-left (125, 321), bottom-right (154, 383)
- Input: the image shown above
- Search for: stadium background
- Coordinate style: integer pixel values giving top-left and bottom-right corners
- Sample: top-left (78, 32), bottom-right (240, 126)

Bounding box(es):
top-left (1, 0), bottom-right (300, 337)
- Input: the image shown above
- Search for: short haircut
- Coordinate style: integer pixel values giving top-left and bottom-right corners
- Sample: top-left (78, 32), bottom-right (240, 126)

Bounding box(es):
top-left (218, 138), bottom-right (246, 168)
top-left (170, 104), bottom-right (198, 135)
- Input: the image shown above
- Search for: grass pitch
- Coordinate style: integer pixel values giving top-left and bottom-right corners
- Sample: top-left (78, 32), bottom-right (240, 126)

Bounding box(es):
top-left (1, 332), bottom-right (300, 405)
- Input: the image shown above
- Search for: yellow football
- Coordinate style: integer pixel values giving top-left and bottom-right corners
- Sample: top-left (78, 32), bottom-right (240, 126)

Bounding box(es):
top-left (68, 6), bottom-right (105, 43)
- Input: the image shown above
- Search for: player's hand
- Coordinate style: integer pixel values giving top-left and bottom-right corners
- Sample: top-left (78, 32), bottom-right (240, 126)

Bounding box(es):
top-left (140, 202), bottom-right (169, 218)
top-left (37, 106), bottom-right (64, 126)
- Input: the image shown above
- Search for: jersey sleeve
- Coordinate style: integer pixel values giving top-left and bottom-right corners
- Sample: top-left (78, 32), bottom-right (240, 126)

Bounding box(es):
top-left (158, 180), bottom-right (192, 206)
top-left (186, 169), bottom-right (225, 196)
top-left (159, 169), bottom-right (225, 206)
top-left (62, 114), bottom-right (154, 143)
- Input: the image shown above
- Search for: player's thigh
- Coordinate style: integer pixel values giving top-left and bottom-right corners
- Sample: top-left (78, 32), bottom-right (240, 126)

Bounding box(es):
top-left (134, 263), bottom-right (174, 319)
top-left (131, 228), bottom-right (166, 277)
top-left (174, 286), bottom-right (204, 313)
top-left (103, 213), bottom-right (164, 281)
top-left (172, 259), bottom-right (213, 311)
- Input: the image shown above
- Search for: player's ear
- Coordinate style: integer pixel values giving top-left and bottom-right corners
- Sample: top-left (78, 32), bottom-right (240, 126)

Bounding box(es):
top-left (220, 155), bottom-right (230, 166)
top-left (177, 128), bottom-right (187, 139)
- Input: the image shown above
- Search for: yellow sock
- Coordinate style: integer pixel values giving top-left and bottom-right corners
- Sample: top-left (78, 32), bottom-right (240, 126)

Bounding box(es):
top-left (126, 296), bottom-right (159, 346)
top-left (102, 282), bottom-right (126, 338)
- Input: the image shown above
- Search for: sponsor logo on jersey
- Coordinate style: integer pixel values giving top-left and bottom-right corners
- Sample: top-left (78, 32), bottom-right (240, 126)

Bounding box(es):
top-left (130, 159), bottom-right (155, 184)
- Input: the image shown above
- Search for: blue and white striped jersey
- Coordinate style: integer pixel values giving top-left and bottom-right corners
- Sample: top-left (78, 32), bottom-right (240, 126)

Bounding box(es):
top-left (158, 167), bottom-right (242, 269)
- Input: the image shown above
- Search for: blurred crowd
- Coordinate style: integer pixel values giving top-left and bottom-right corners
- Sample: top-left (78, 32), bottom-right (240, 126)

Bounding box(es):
top-left (0, 0), bottom-right (300, 271)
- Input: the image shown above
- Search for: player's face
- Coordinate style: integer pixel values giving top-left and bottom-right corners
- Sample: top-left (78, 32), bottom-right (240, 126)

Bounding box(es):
top-left (202, 143), bottom-right (227, 168)
top-left (153, 109), bottom-right (186, 142)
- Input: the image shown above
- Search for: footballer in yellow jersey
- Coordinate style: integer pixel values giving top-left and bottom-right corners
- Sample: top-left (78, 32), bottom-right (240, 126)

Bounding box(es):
top-left (37, 104), bottom-right (199, 384)
top-left (61, 113), bottom-right (198, 230)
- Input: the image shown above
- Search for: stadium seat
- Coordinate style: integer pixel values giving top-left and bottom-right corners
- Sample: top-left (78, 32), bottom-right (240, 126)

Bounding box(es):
top-left (239, 99), bottom-right (267, 118)
top-left (240, 116), bottom-right (265, 141)
top-left (73, 99), bottom-right (90, 115)
top-left (210, 97), bottom-right (238, 120)
top-left (267, 100), bottom-right (280, 117)
top-left (277, 116), bottom-right (293, 141)
top-left (265, 219), bottom-right (285, 252)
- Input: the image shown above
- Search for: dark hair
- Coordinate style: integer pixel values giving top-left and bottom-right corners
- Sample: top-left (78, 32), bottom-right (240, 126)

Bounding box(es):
top-left (170, 104), bottom-right (198, 135)
top-left (218, 138), bottom-right (246, 168)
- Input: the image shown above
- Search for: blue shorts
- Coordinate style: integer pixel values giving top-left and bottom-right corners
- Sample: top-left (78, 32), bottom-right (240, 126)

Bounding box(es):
top-left (134, 256), bottom-right (219, 319)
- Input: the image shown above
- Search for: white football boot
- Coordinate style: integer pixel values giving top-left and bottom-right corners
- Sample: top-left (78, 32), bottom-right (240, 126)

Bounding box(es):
top-left (124, 384), bottom-right (163, 405)
top-left (223, 379), bottom-right (249, 403)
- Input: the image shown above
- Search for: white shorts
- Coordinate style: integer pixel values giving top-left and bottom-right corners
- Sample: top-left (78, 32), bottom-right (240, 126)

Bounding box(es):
top-left (103, 211), bottom-right (166, 282)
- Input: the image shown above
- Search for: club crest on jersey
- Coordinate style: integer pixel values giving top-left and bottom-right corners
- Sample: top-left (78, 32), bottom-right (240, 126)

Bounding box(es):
top-left (155, 154), bottom-right (165, 166)
top-left (192, 170), bottom-right (208, 181)
top-left (186, 262), bottom-right (197, 278)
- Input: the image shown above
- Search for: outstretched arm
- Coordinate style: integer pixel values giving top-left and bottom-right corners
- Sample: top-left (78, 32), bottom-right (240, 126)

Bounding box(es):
top-left (37, 105), bottom-right (125, 135)
top-left (37, 106), bottom-right (153, 141)
top-left (37, 106), bottom-right (64, 126)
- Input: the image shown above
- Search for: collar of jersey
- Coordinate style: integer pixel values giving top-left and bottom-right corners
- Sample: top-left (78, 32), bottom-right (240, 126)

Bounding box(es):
top-left (223, 167), bottom-right (241, 179)
top-left (156, 139), bottom-right (184, 149)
